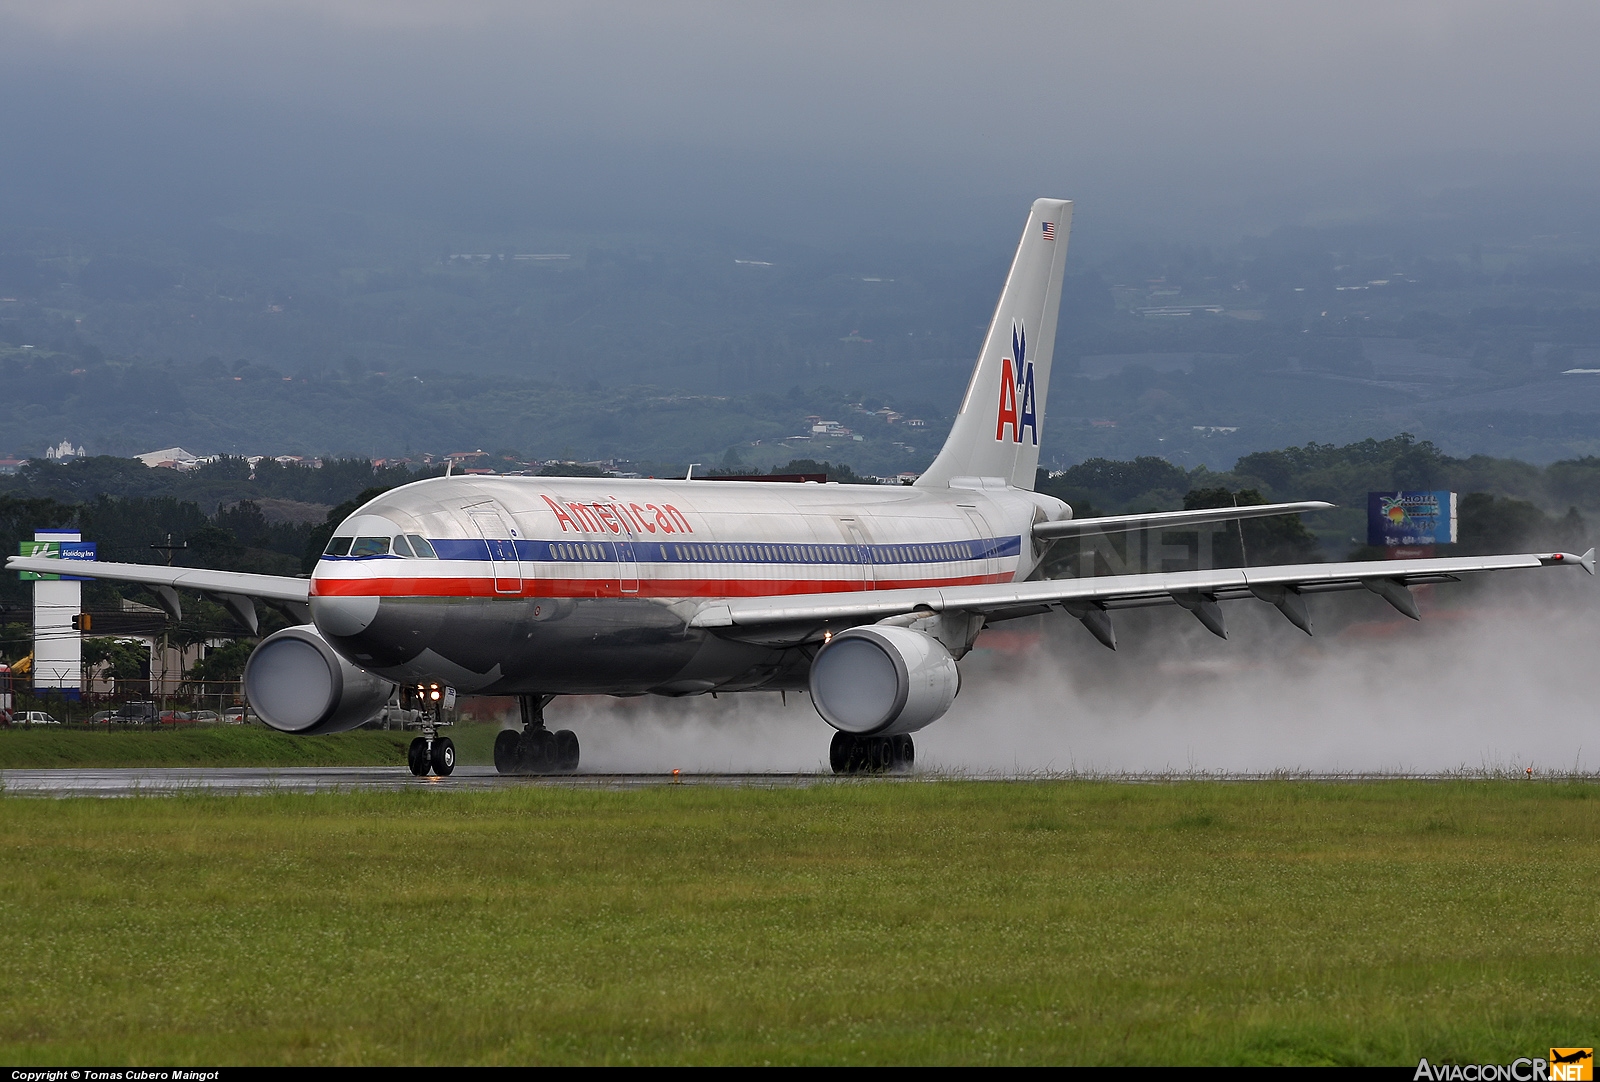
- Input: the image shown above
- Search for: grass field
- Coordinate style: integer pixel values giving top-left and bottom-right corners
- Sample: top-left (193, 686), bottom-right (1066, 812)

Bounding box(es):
top-left (0, 723), bottom-right (504, 768)
top-left (0, 780), bottom-right (1596, 1066)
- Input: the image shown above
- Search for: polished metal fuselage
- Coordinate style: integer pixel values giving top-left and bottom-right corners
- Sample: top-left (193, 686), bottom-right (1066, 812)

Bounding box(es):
top-left (309, 476), bottom-right (1061, 696)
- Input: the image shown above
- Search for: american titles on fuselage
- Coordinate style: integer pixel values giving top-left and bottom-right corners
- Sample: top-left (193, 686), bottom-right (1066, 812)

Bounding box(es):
top-left (541, 494), bottom-right (693, 535)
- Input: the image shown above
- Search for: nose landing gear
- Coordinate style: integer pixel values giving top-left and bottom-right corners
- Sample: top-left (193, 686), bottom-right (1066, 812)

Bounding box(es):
top-left (493, 695), bottom-right (580, 775)
top-left (829, 732), bottom-right (914, 774)
top-left (404, 684), bottom-right (457, 778)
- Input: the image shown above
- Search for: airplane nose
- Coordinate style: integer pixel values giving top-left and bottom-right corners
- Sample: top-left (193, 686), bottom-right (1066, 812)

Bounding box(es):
top-left (311, 595), bottom-right (380, 637)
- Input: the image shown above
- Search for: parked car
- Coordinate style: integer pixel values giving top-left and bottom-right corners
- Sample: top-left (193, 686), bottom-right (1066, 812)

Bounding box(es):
top-left (18, 711), bottom-right (60, 725)
top-left (114, 702), bottom-right (158, 723)
top-left (188, 710), bottom-right (221, 723)
top-left (223, 707), bottom-right (260, 725)
top-left (90, 709), bottom-right (117, 723)
top-left (158, 710), bottom-right (193, 724)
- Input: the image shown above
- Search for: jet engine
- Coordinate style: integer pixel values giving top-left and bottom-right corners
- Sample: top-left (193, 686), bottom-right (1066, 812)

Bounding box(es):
top-left (243, 624), bottom-right (396, 735)
top-left (808, 625), bottom-right (960, 736)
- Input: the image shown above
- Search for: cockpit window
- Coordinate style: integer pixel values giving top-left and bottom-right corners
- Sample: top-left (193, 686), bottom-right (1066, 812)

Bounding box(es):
top-left (324, 536), bottom-right (353, 557)
top-left (390, 535), bottom-right (415, 558)
top-left (405, 534), bottom-right (437, 559)
top-left (349, 536), bottom-right (391, 557)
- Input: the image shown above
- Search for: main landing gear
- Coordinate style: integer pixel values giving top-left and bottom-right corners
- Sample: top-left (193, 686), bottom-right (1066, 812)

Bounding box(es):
top-left (407, 705), bottom-right (456, 778)
top-left (830, 731), bottom-right (914, 775)
top-left (493, 695), bottom-right (580, 775)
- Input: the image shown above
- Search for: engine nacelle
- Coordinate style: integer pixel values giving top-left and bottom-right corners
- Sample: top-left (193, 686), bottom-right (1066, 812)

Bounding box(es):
top-left (808, 625), bottom-right (960, 736)
top-left (243, 624), bottom-right (396, 735)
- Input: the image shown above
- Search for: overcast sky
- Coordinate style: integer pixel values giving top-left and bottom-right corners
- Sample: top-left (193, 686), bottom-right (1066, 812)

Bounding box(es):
top-left (2, 1), bottom-right (1596, 245)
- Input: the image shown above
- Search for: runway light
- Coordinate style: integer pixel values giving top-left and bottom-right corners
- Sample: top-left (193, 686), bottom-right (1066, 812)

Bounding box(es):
top-left (672, 769), bottom-right (682, 784)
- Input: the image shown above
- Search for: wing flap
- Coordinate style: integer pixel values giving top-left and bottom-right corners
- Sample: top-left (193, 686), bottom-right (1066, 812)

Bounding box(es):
top-left (4, 555), bottom-right (311, 604)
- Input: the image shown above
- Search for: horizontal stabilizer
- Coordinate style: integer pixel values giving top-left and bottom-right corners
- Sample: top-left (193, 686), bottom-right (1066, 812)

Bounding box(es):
top-left (1033, 501), bottom-right (1334, 540)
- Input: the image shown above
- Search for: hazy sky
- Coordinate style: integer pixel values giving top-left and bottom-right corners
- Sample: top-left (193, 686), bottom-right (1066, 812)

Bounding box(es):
top-left (2, 1), bottom-right (1597, 243)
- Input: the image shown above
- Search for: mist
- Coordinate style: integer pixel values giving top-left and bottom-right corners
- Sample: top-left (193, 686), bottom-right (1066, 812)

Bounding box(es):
top-left (546, 579), bottom-right (1598, 775)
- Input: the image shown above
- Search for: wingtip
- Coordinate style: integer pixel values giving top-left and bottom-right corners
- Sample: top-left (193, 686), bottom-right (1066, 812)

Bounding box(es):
top-left (1542, 549), bottom-right (1595, 574)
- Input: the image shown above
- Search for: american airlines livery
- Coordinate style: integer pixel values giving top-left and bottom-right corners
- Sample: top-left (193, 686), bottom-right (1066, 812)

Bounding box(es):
top-left (11, 199), bottom-right (1593, 775)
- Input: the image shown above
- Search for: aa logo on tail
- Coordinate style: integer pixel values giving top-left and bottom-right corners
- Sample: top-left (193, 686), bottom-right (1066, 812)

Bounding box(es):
top-left (995, 323), bottom-right (1038, 445)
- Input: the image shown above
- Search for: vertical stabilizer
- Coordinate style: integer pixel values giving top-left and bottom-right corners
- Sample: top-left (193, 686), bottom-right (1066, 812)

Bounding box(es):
top-left (916, 198), bottom-right (1072, 490)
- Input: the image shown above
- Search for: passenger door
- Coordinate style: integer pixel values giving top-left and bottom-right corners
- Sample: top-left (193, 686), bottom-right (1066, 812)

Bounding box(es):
top-left (467, 504), bottom-right (524, 595)
top-left (835, 516), bottom-right (875, 590)
top-left (607, 494), bottom-right (640, 595)
top-left (958, 504), bottom-right (997, 582)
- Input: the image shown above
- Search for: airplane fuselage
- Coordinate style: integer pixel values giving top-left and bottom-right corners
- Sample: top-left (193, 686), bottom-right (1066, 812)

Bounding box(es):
top-left (309, 475), bottom-right (1066, 696)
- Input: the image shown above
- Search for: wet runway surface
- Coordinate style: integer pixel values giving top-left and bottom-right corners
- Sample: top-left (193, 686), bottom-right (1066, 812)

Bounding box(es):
top-left (0, 766), bottom-right (842, 797)
top-left (4, 766), bottom-right (1582, 797)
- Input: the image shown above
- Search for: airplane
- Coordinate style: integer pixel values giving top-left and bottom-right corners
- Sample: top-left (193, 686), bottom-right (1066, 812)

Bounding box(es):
top-left (10, 198), bottom-right (1593, 776)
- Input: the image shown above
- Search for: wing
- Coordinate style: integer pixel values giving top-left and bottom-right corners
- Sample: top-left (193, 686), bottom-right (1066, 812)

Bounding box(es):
top-left (1032, 501), bottom-right (1334, 539)
top-left (690, 548), bottom-right (1595, 648)
top-left (5, 555), bottom-right (310, 633)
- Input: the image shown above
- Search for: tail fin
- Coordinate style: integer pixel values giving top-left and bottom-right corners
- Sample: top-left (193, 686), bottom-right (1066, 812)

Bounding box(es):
top-left (917, 198), bottom-right (1072, 491)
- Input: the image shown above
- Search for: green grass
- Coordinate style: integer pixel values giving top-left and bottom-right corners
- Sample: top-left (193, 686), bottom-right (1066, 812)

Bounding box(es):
top-left (0, 723), bottom-right (503, 768)
top-left (0, 781), bottom-right (1596, 1065)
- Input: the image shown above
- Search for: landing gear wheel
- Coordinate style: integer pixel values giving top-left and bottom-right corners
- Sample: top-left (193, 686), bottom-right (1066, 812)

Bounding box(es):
top-left (870, 739), bottom-right (896, 774)
top-left (553, 729), bottom-right (580, 773)
top-left (430, 736), bottom-right (456, 776)
top-left (830, 732), bottom-right (855, 775)
top-left (850, 737), bottom-right (875, 773)
top-left (519, 728), bottom-right (555, 773)
top-left (893, 735), bottom-right (915, 771)
top-left (829, 732), bottom-right (915, 775)
top-left (407, 737), bottom-right (431, 776)
top-left (493, 729), bottom-right (523, 774)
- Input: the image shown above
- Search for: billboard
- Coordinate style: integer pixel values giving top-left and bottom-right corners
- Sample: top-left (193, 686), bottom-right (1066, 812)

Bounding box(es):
top-left (17, 540), bottom-right (97, 580)
top-left (1367, 491), bottom-right (1457, 547)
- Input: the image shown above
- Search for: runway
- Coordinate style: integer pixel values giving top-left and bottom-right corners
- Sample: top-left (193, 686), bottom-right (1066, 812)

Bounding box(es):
top-left (3, 766), bottom-right (1587, 797)
top-left (0, 766), bottom-right (842, 797)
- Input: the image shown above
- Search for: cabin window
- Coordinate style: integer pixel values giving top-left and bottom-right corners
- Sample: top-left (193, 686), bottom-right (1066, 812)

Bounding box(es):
top-left (324, 536), bottom-right (353, 557)
top-left (350, 536), bottom-right (390, 557)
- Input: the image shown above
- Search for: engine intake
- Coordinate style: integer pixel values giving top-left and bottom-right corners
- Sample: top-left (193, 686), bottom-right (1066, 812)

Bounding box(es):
top-left (244, 624), bottom-right (396, 735)
top-left (808, 625), bottom-right (960, 736)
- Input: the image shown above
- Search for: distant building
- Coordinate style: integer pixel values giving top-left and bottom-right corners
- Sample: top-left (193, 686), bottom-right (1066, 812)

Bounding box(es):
top-left (136, 447), bottom-right (204, 470)
top-left (44, 440), bottom-right (86, 461)
top-left (0, 458), bottom-right (23, 476)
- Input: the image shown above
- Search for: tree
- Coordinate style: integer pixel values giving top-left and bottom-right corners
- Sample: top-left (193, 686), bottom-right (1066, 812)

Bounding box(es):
top-left (186, 640), bottom-right (253, 695)
top-left (82, 637), bottom-right (148, 688)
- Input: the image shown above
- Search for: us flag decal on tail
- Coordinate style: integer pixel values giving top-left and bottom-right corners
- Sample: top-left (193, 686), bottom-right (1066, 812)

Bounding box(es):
top-left (1041, 222), bottom-right (1055, 240)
